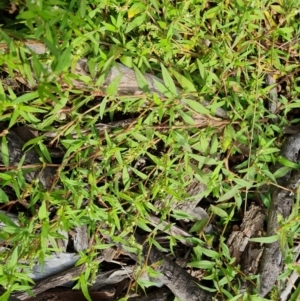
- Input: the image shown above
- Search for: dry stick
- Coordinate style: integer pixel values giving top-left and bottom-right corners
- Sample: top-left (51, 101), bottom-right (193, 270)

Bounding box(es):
top-left (134, 234), bottom-right (213, 301)
top-left (127, 286), bottom-right (172, 301)
top-left (13, 262), bottom-right (89, 300)
top-left (266, 73), bottom-right (279, 122)
top-left (227, 204), bottom-right (265, 269)
top-left (259, 134), bottom-right (300, 297)
top-left (13, 256), bottom-right (132, 300)
top-left (280, 244), bottom-right (300, 301)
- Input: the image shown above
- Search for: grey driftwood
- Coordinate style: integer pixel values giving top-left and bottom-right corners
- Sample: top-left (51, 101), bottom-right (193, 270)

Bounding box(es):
top-left (227, 204), bottom-right (265, 273)
top-left (259, 133), bottom-right (300, 297)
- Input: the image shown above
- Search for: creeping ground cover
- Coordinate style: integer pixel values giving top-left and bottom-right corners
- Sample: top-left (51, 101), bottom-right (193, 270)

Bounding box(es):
top-left (0, 0), bottom-right (300, 300)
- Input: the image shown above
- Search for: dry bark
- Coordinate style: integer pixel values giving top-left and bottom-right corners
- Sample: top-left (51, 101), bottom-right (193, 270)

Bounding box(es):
top-left (12, 251), bottom-right (131, 300)
top-left (127, 287), bottom-right (173, 301)
top-left (266, 73), bottom-right (279, 123)
top-left (135, 234), bottom-right (213, 301)
top-left (227, 204), bottom-right (265, 273)
top-left (21, 287), bottom-right (115, 301)
top-left (259, 133), bottom-right (300, 297)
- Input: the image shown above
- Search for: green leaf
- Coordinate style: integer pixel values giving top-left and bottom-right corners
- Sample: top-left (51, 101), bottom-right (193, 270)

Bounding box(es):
top-left (88, 173), bottom-right (96, 187)
top-left (106, 73), bottom-right (122, 96)
top-left (122, 166), bottom-right (130, 188)
top-left (0, 172), bottom-right (13, 181)
top-left (17, 10), bottom-right (36, 19)
top-left (128, 3), bottom-right (145, 18)
top-left (138, 219), bottom-right (152, 232)
top-left (173, 132), bottom-right (192, 152)
top-left (277, 156), bottom-right (300, 168)
top-left (38, 142), bottom-right (52, 163)
top-left (185, 99), bottom-right (211, 115)
top-left (153, 79), bottom-right (173, 98)
top-left (119, 55), bottom-right (133, 68)
top-left (217, 185), bottom-right (241, 203)
top-left (201, 248), bottom-right (221, 259)
top-left (210, 205), bottom-right (228, 218)
top-left (179, 110), bottom-right (196, 125)
top-left (131, 132), bottom-right (148, 142)
top-left (227, 295), bottom-right (243, 301)
top-left (79, 0), bottom-right (86, 18)
top-left (249, 235), bottom-right (279, 243)
top-left (40, 220), bottom-right (49, 254)
top-left (273, 166), bottom-right (291, 179)
top-left (197, 59), bottom-right (206, 79)
top-left (23, 135), bottom-right (44, 150)
top-left (133, 65), bottom-right (150, 93)
top-left (160, 63), bottom-right (177, 95)
top-left (0, 188), bottom-right (9, 203)
top-left (125, 14), bottom-right (146, 33)
top-left (55, 46), bottom-right (72, 73)
top-left (0, 212), bottom-right (18, 227)
top-left (1, 136), bottom-right (10, 167)
top-left (189, 219), bottom-right (209, 233)
top-left (189, 154), bottom-right (218, 165)
top-left (99, 97), bottom-right (107, 119)
top-left (19, 110), bottom-right (40, 123)
top-left (7, 247), bottom-right (19, 269)
top-left (14, 91), bottom-right (39, 104)
top-left (80, 278), bottom-right (92, 301)
top-left (19, 104), bottom-right (47, 113)
top-left (171, 69), bottom-right (196, 92)
top-left (188, 260), bottom-right (215, 269)
top-left (38, 200), bottom-right (49, 220)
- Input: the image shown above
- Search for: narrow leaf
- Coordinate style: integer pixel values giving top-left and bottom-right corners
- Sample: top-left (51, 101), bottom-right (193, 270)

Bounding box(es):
top-left (106, 74), bottom-right (122, 96)
top-left (217, 185), bottom-right (241, 203)
top-left (249, 235), bottom-right (279, 243)
top-left (1, 136), bottom-right (10, 167)
top-left (185, 99), bottom-right (211, 115)
top-left (160, 63), bottom-right (177, 95)
top-left (210, 205), bottom-right (228, 218)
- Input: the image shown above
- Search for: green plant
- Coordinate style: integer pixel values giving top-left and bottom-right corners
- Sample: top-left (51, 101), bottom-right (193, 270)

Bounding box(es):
top-left (0, 0), bottom-right (300, 300)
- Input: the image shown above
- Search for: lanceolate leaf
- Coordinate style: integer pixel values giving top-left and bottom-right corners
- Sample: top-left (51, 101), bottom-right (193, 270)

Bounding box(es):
top-left (217, 185), bottom-right (241, 203)
top-left (106, 73), bottom-right (122, 96)
top-left (160, 63), bottom-right (178, 95)
top-left (185, 99), bottom-right (211, 115)
top-left (1, 136), bottom-right (9, 167)
top-left (249, 235), bottom-right (279, 243)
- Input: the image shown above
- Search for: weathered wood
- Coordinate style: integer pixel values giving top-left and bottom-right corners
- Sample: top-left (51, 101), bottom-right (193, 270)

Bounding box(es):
top-left (266, 73), bottom-right (279, 122)
top-left (227, 204), bottom-right (265, 272)
top-left (259, 134), bottom-right (300, 297)
top-left (13, 253), bottom-right (124, 300)
top-left (21, 287), bottom-right (115, 301)
top-left (127, 287), bottom-right (173, 301)
top-left (135, 234), bottom-right (213, 301)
